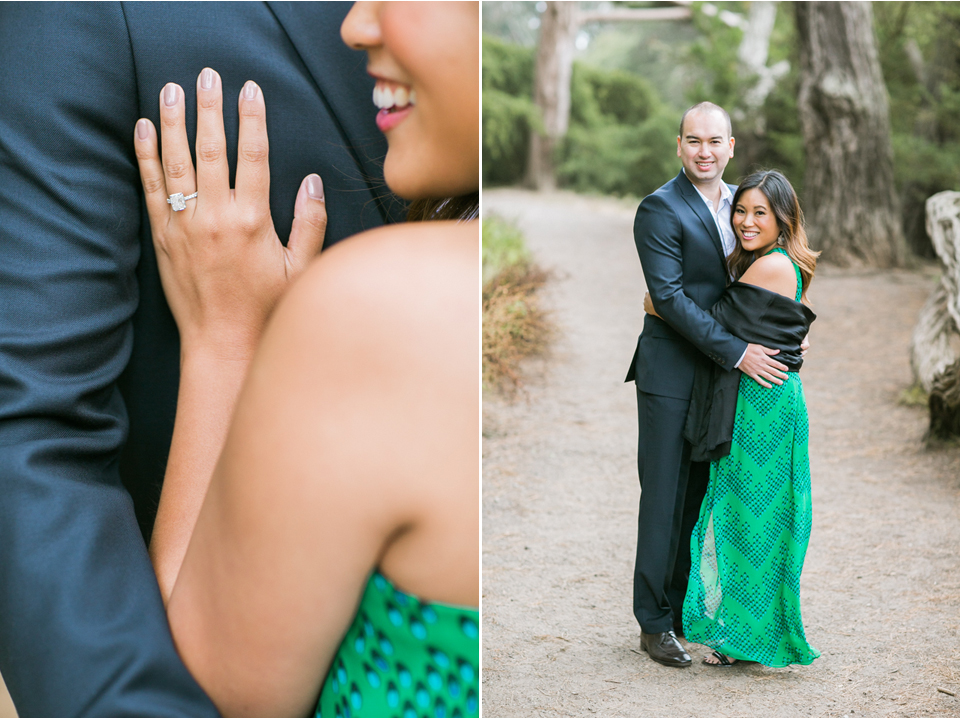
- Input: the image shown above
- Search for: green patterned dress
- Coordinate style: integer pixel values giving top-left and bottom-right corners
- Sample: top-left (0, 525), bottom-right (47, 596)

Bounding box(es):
top-left (315, 571), bottom-right (479, 718)
top-left (682, 248), bottom-right (820, 667)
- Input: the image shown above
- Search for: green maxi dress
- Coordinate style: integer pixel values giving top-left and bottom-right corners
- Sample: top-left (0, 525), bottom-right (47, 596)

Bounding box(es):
top-left (682, 248), bottom-right (820, 667)
top-left (315, 571), bottom-right (479, 718)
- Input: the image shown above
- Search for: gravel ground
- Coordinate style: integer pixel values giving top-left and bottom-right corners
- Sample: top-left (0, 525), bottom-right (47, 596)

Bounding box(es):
top-left (482, 188), bottom-right (960, 718)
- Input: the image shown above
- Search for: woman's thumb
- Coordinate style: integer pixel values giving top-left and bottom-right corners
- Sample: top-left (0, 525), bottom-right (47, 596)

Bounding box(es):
top-left (288, 174), bottom-right (327, 263)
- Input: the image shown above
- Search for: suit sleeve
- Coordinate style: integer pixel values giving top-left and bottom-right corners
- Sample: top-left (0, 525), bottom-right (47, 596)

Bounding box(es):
top-left (0, 5), bottom-right (219, 716)
top-left (634, 194), bottom-right (747, 368)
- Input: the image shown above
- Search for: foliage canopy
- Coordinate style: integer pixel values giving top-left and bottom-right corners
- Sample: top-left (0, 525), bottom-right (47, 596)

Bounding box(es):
top-left (482, 1), bottom-right (960, 255)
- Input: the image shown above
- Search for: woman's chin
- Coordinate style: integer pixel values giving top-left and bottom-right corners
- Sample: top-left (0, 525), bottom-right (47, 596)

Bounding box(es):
top-left (384, 158), bottom-right (476, 203)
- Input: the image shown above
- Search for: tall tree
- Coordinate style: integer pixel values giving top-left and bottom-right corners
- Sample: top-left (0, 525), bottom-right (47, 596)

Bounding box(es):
top-left (524, 2), bottom-right (692, 191)
top-left (795, 2), bottom-right (907, 267)
top-left (525, 1), bottom-right (576, 191)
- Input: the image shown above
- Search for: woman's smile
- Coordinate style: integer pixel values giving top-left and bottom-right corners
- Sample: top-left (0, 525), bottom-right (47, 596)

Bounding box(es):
top-left (372, 78), bottom-right (416, 132)
top-left (341, 1), bottom-right (479, 199)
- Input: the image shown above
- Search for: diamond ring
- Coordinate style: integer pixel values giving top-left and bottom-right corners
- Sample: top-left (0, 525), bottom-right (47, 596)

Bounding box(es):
top-left (166, 191), bottom-right (198, 211)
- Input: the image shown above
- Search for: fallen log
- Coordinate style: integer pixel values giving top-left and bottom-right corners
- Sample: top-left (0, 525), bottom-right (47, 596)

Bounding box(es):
top-left (909, 191), bottom-right (960, 441)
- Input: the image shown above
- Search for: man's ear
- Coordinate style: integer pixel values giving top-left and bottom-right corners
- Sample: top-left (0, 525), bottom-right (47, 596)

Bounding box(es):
top-left (676, 136), bottom-right (682, 157)
top-left (729, 136), bottom-right (736, 157)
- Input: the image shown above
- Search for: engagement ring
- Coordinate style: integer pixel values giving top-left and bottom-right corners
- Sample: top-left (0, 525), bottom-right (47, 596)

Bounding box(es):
top-left (166, 192), bottom-right (198, 211)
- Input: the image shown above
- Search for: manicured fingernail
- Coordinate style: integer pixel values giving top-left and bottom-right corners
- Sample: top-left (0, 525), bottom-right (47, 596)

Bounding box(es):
top-left (163, 83), bottom-right (179, 107)
top-left (201, 68), bottom-right (214, 90)
top-left (136, 119), bottom-right (148, 140)
top-left (243, 81), bottom-right (258, 101)
top-left (306, 174), bottom-right (324, 201)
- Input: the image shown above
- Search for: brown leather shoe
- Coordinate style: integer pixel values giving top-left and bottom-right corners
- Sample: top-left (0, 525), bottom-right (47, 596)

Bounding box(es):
top-left (640, 630), bottom-right (691, 668)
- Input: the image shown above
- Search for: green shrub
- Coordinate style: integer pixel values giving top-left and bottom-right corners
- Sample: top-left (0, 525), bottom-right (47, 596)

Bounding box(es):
top-left (482, 213), bottom-right (530, 284)
top-left (557, 111), bottom-right (679, 198)
top-left (572, 64), bottom-right (659, 126)
top-left (567, 64), bottom-right (603, 130)
top-left (482, 35), bottom-right (539, 186)
top-left (559, 64), bottom-right (678, 197)
top-left (483, 34), bottom-right (534, 96)
top-left (483, 90), bottom-right (539, 187)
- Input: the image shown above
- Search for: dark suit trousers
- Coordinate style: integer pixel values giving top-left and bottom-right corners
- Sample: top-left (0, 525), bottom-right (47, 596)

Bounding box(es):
top-left (633, 387), bottom-right (709, 633)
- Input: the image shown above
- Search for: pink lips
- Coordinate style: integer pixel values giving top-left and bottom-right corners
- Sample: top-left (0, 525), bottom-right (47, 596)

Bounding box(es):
top-left (376, 106), bottom-right (413, 133)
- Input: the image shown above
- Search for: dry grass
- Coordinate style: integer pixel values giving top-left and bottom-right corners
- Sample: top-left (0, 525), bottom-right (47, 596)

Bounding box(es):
top-left (483, 263), bottom-right (551, 392)
top-left (482, 214), bottom-right (552, 393)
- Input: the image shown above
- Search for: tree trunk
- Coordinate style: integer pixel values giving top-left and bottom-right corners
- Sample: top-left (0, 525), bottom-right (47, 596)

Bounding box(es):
top-left (909, 191), bottom-right (960, 441)
top-left (734, 1), bottom-right (789, 172)
top-left (795, 2), bottom-right (907, 267)
top-left (525, 1), bottom-right (576, 191)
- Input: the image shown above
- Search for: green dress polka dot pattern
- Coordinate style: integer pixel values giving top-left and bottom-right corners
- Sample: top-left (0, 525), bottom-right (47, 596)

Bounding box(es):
top-left (315, 572), bottom-right (479, 718)
top-left (682, 248), bottom-right (820, 667)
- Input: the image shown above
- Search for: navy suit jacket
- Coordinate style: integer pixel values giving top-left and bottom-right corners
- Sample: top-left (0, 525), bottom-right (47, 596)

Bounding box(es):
top-left (625, 170), bottom-right (747, 400)
top-left (0, 3), bottom-right (402, 716)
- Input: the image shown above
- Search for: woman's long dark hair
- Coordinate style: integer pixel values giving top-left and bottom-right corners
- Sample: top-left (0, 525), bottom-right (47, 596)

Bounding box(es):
top-left (406, 192), bottom-right (479, 222)
top-left (727, 170), bottom-right (819, 302)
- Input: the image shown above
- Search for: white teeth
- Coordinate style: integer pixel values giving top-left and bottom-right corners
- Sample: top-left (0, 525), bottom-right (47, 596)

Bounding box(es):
top-left (373, 85), bottom-right (395, 109)
top-left (373, 82), bottom-right (415, 110)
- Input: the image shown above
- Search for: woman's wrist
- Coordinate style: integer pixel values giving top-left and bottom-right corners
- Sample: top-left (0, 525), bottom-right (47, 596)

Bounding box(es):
top-left (179, 329), bottom-right (261, 368)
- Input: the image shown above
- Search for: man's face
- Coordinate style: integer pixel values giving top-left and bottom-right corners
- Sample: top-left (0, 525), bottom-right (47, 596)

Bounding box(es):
top-left (676, 110), bottom-right (735, 185)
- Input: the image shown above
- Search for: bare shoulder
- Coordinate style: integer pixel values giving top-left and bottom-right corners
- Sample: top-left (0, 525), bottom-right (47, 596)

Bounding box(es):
top-left (740, 251), bottom-right (797, 299)
top-left (248, 218), bottom-right (479, 596)
top-left (304, 220), bottom-right (474, 307)
top-left (316, 219), bottom-right (477, 273)
top-left (276, 220), bottom-right (478, 353)
top-left (236, 216), bottom-right (479, 532)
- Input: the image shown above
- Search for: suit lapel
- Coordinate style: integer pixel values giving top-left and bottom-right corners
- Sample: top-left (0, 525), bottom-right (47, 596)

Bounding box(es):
top-left (676, 171), bottom-right (727, 265)
top-left (266, 2), bottom-right (381, 181)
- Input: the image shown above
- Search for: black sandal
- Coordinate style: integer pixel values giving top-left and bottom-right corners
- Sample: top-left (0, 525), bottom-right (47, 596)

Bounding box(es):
top-left (703, 650), bottom-right (737, 667)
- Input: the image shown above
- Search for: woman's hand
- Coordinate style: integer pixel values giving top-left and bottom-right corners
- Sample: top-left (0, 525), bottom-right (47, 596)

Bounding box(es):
top-left (643, 291), bottom-right (661, 318)
top-left (134, 68), bottom-right (328, 361)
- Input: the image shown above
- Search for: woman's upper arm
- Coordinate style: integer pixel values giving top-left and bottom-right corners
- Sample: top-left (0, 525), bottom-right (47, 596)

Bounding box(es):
top-left (165, 226), bottom-right (478, 717)
top-left (739, 253), bottom-right (797, 299)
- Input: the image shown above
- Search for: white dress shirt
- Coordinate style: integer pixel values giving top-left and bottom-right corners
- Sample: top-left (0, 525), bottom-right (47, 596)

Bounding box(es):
top-left (688, 173), bottom-right (736, 257)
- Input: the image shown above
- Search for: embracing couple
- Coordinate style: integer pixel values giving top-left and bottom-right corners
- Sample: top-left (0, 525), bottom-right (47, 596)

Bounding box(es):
top-left (626, 102), bottom-right (821, 669)
top-left (0, 3), bottom-right (477, 717)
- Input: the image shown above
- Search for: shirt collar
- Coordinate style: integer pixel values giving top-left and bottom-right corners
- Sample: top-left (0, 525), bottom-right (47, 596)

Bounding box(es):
top-left (718, 181), bottom-right (732, 204)
top-left (683, 170), bottom-right (732, 209)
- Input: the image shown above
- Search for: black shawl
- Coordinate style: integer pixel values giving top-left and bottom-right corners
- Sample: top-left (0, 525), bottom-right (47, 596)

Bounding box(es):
top-left (684, 282), bottom-right (817, 462)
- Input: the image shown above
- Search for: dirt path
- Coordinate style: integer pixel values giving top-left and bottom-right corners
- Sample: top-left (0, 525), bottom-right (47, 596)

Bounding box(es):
top-left (482, 188), bottom-right (960, 717)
